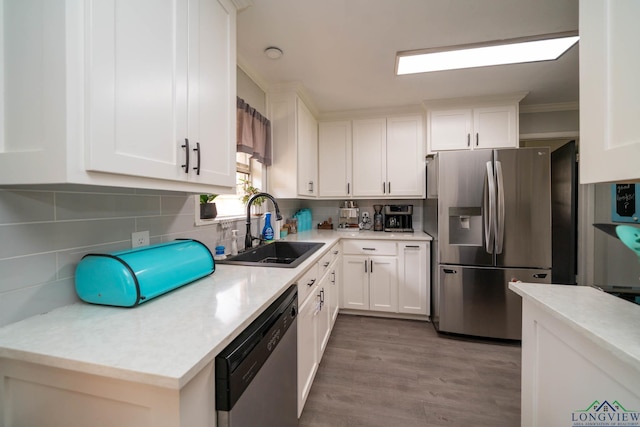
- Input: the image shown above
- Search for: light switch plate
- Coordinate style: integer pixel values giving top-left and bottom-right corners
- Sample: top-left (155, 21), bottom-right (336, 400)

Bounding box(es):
top-left (131, 231), bottom-right (150, 248)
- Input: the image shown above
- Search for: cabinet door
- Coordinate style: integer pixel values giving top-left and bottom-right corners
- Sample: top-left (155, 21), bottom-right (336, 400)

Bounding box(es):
top-left (0, 0), bottom-right (67, 184)
top-left (386, 116), bottom-right (425, 197)
top-left (429, 109), bottom-right (472, 151)
top-left (329, 263), bottom-right (341, 327)
top-left (579, 0), bottom-right (640, 183)
top-left (187, 0), bottom-right (236, 187)
top-left (352, 118), bottom-right (386, 197)
top-left (317, 282), bottom-right (331, 361)
top-left (85, 0), bottom-right (189, 181)
top-left (342, 255), bottom-right (369, 310)
top-left (297, 100), bottom-right (318, 197)
top-left (318, 121), bottom-right (352, 197)
top-left (369, 256), bottom-right (398, 312)
top-left (473, 105), bottom-right (517, 149)
top-left (297, 289), bottom-right (319, 417)
top-left (398, 242), bottom-right (430, 315)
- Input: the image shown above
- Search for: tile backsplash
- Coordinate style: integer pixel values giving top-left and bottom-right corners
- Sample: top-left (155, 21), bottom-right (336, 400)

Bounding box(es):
top-left (0, 185), bottom-right (266, 327)
top-left (0, 186), bottom-right (421, 327)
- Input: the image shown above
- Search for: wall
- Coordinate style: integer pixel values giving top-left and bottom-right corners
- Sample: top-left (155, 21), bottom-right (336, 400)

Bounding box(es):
top-left (592, 183), bottom-right (640, 287)
top-left (0, 67), bottom-right (272, 328)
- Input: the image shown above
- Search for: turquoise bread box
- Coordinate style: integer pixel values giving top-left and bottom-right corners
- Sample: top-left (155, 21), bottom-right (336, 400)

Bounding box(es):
top-left (75, 239), bottom-right (214, 307)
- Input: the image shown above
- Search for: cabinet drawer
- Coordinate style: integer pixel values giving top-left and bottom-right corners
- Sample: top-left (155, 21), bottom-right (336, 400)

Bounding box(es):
top-left (342, 240), bottom-right (397, 256)
top-left (297, 263), bottom-right (319, 303)
top-left (318, 243), bottom-right (341, 278)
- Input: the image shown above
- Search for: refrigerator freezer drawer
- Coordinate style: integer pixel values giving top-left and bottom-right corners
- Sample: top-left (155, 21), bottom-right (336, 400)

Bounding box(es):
top-left (438, 266), bottom-right (551, 340)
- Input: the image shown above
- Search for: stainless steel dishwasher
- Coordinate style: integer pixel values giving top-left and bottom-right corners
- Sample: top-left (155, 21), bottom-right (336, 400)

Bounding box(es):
top-left (215, 285), bottom-right (298, 427)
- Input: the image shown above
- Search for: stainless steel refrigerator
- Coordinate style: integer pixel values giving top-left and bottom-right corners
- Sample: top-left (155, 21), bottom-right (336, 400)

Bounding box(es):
top-left (424, 148), bottom-right (552, 340)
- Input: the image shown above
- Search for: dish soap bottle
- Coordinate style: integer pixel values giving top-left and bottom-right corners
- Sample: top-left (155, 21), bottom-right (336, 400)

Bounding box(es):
top-left (262, 212), bottom-right (274, 241)
top-left (230, 230), bottom-right (238, 255)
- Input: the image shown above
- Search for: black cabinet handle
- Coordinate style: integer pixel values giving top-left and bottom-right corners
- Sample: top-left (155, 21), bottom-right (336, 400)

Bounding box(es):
top-left (443, 268), bottom-right (457, 274)
top-left (347, 183), bottom-right (350, 194)
top-left (307, 278), bottom-right (316, 287)
top-left (323, 261), bottom-right (330, 267)
top-left (362, 247), bottom-right (376, 251)
top-left (383, 182), bottom-right (386, 194)
top-left (181, 138), bottom-right (190, 173)
top-left (405, 245), bottom-right (420, 248)
top-left (370, 260), bottom-right (373, 273)
top-left (388, 182), bottom-right (391, 194)
top-left (467, 134), bottom-right (470, 147)
top-left (364, 260), bottom-right (368, 273)
top-left (193, 142), bottom-right (201, 175)
top-left (476, 133), bottom-right (479, 146)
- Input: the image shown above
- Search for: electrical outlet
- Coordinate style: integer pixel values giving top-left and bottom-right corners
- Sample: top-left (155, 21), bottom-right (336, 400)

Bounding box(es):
top-left (362, 211), bottom-right (370, 219)
top-left (131, 231), bottom-right (150, 248)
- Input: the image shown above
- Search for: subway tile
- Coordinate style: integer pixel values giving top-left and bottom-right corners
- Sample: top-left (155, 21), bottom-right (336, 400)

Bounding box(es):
top-left (161, 195), bottom-right (194, 216)
top-left (57, 242), bottom-right (129, 279)
top-left (0, 219), bottom-right (134, 259)
top-left (0, 253), bottom-right (57, 292)
top-left (0, 278), bottom-right (79, 327)
top-left (0, 190), bottom-right (55, 224)
top-left (55, 192), bottom-right (161, 220)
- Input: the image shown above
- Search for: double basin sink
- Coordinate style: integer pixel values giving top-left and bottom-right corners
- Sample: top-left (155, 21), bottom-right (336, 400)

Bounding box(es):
top-left (216, 241), bottom-right (325, 268)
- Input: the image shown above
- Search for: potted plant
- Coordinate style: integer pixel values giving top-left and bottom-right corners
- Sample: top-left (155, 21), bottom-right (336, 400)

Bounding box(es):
top-left (199, 194), bottom-right (218, 219)
top-left (240, 178), bottom-right (265, 216)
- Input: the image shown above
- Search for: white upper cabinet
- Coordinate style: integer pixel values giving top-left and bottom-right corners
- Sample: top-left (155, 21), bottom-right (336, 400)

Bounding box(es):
top-left (0, 0), bottom-right (237, 192)
top-left (297, 101), bottom-right (319, 197)
top-left (268, 90), bottom-right (318, 198)
top-left (579, 0), bottom-right (640, 184)
top-left (352, 118), bottom-right (387, 197)
top-left (318, 121), bottom-right (352, 198)
top-left (386, 115), bottom-right (425, 197)
top-left (427, 95), bottom-right (524, 153)
top-left (351, 115), bottom-right (425, 198)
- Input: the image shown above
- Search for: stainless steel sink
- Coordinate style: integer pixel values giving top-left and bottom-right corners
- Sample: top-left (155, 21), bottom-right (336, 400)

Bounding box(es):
top-left (216, 241), bottom-right (325, 268)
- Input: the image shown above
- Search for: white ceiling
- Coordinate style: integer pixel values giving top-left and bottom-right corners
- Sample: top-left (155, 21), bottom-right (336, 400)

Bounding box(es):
top-left (236, 0), bottom-right (579, 114)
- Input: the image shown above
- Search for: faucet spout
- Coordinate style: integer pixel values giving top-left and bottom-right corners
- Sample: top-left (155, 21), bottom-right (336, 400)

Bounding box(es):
top-left (245, 192), bottom-right (282, 249)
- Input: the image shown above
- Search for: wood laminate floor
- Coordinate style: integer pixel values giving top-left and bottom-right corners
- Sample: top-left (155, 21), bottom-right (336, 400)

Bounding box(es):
top-left (299, 314), bottom-right (521, 427)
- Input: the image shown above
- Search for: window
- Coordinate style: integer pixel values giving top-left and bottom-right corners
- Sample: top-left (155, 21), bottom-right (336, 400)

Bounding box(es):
top-left (198, 152), bottom-right (264, 222)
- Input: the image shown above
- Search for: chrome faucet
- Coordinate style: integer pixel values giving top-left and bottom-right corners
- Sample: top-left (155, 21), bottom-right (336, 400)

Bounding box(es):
top-left (245, 192), bottom-right (283, 249)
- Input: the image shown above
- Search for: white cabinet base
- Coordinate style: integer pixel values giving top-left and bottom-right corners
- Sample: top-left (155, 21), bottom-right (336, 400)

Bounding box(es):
top-left (519, 295), bottom-right (640, 427)
top-left (0, 358), bottom-right (216, 427)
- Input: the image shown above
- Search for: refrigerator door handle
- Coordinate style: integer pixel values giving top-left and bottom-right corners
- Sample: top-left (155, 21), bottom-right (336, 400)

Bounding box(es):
top-left (483, 161), bottom-right (496, 254)
top-left (495, 160), bottom-right (505, 254)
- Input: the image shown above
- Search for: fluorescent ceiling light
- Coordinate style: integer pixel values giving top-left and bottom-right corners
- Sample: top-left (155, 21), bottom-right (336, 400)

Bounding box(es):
top-left (396, 32), bottom-right (579, 75)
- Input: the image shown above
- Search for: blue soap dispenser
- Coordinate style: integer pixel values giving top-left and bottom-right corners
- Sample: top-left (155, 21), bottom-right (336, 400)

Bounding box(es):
top-left (262, 212), bottom-right (274, 241)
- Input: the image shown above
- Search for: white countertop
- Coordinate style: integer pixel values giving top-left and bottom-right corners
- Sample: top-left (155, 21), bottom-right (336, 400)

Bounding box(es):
top-left (0, 230), bottom-right (432, 390)
top-left (509, 282), bottom-right (640, 372)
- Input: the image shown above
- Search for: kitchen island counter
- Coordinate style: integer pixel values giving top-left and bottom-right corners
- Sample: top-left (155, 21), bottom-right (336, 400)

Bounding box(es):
top-left (509, 282), bottom-right (640, 426)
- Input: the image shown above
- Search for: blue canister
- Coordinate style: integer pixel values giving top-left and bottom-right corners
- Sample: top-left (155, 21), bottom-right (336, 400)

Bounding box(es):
top-left (75, 239), bottom-right (214, 307)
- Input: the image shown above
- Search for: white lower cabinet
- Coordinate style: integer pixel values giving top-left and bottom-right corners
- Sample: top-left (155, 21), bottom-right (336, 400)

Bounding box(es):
top-left (0, 358), bottom-right (215, 427)
top-left (297, 242), bottom-right (341, 417)
top-left (398, 242), bottom-right (430, 316)
top-left (297, 281), bottom-right (319, 418)
top-left (341, 239), bottom-right (430, 317)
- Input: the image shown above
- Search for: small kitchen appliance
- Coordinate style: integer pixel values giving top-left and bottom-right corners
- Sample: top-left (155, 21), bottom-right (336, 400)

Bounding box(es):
top-left (338, 201), bottom-right (360, 231)
top-left (383, 205), bottom-right (414, 232)
top-left (75, 239), bottom-right (214, 307)
top-left (373, 205), bottom-right (384, 231)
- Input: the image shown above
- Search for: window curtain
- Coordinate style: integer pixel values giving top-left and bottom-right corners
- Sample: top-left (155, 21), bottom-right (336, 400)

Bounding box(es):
top-left (237, 97), bottom-right (272, 166)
